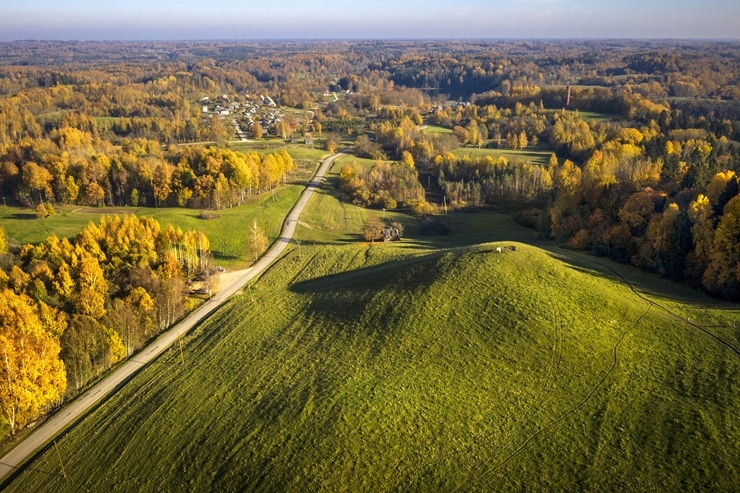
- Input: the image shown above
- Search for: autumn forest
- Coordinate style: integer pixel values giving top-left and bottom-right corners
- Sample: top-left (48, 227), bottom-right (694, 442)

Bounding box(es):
top-left (0, 39), bottom-right (739, 441)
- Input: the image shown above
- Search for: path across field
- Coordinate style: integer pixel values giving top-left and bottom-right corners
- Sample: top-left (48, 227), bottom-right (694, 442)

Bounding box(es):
top-left (0, 153), bottom-right (344, 484)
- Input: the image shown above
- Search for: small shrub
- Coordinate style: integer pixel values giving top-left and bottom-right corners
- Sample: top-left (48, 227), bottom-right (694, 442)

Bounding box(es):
top-left (568, 229), bottom-right (590, 250)
top-left (418, 216), bottom-right (451, 235)
top-left (407, 199), bottom-right (435, 216)
top-left (199, 210), bottom-right (220, 220)
top-left (517, 208), bottom-right (550, 236)
top-left (382, 197), bottom-right (397, 209)
top-left (362, 216), bottom-right (385, 242)
top-left (35, 202), bottom-right (49, 218)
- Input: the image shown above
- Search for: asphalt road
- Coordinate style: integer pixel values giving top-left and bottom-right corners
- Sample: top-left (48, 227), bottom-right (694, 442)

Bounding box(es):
top-left (0, 152), bottom-right (343, 483)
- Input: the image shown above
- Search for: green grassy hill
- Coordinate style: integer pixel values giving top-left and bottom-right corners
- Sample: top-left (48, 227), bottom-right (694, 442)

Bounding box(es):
top-left (6, 234), bottom-right (739, 491)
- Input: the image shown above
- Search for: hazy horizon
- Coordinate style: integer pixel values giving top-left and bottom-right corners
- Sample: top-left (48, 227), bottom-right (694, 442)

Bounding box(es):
top-left (2, 0), bottom-right (739, 42)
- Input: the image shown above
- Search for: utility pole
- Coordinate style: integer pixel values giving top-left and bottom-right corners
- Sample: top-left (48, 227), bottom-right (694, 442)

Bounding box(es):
top-left (54, 441), bottom-right (67, 480)
top-left (148, 169), bottom-right (158, 209)
top-left (179, 333), bottom-right (184, 364)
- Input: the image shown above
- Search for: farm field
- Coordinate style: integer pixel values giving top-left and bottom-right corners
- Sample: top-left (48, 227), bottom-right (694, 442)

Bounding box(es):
top-left (0, 183), bottom-right (305, 269)
top-left (5, 165), bottom-right (739, 492)
top-left (0, 146), bottom-right (328, 266)
top-left (422, 125), bottom-right (453, 134)
top-left (452, 145), bottom-right (553, 166)
top-left (227, 142), bottom-right (328, 162)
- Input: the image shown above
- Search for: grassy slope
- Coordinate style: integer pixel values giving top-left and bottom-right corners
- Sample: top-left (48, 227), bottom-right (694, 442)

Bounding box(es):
top-left (5, 166), bottom-right (739, 492)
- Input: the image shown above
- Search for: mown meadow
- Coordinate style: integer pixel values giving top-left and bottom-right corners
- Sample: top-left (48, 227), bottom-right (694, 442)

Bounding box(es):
top-left (3, 161), bottom-right (739, 492)
top-left (451, 145), bottom-right (553, 167)
top-left (0, 147), bottom-right (328, 268)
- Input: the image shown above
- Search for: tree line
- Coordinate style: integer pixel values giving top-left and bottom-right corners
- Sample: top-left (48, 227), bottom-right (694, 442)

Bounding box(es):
top-left (0, 136), bottom-right (294, 210)
top-left (0, 215), bottom-right (212, 436)
top-left (417, 105), bottom-right (740, 299)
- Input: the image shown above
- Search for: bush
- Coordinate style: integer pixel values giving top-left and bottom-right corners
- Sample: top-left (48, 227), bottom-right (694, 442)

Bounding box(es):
top-left (568, 229), bottom-right (590, 250)
top-left (408, 199), bottom-right (435, 216)
top-left (418, 216), bottom-right (451, 235)
top-left (199, 210), bottom-right (220, 220)
top-left (35, 202), bottom-right (50, 218)
top-left (516, 208), bottom-right (551, 236)
top-left (362, 216), bottom-right (385, 242)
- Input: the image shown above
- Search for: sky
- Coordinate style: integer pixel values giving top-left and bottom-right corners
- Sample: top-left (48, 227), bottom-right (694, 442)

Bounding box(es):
top-left (1, 0), bottom-right (738, 41)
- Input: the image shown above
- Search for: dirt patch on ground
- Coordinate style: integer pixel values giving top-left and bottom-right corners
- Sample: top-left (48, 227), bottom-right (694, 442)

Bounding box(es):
top-left (217, 268), bottom-right (250, 289)
top-left (188, 268), bottom-right (249, 296)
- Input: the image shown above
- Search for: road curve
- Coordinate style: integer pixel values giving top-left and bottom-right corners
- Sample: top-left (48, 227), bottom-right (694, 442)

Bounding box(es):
top-left (0, 152), bottom-right (344, 484)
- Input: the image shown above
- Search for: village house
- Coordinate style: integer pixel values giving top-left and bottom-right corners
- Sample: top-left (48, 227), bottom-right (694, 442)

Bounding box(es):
top-left (382, 226), bottom-right (401, 241)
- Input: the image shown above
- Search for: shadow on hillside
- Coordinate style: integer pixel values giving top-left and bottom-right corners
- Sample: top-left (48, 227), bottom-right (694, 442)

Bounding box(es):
top-left (288, 251), bottom-right (453, 348)
top-left (7, 213), bottom-right (36, 220)
top-left (312, 180), bottom-right (338, 194)
top-left (335, 234), bottom-right (367, 243)
top-left (290, 250), bottom-right (446, 296)
top-left (210, 249), bottom-right (242, 263)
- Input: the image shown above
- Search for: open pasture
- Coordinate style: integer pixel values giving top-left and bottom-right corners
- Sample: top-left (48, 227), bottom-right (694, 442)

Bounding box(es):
top-left (5, 183), bottom-right (739, 492)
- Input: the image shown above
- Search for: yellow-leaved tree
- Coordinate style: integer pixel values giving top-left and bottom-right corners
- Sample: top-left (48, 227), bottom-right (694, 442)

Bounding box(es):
top-left (0, 226), bottom-right (7, 253)
top-left (248, 219), bottom-right (268, 262)
top-left (0, 289), bottom-right (66, 436)
top-left (73, 252), bottom-right (108, 319)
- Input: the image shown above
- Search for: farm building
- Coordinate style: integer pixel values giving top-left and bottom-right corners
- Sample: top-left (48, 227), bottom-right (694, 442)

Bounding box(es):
top-left (382, 226), bottom-right (401, 241)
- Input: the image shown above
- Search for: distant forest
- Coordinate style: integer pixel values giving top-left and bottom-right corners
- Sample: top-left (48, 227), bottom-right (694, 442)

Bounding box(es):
top-left (0, 39), bottom-right (737, 288)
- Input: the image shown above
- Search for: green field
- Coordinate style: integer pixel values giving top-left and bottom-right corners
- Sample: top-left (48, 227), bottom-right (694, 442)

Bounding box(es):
top-left (0, 147), bottom-right (329, 267)
top-left (572, 110), bottom-right (623, 123)
top-left (422, 125), bottom-right (453, 134)
top-left (4, 158), bottom-right (739, 492)
top-left (0, 184), bottom-right (306, 269)
top-left (227, 143), bottom-right (328, 162)
top-left (452, 145), bottom-right (553, 166)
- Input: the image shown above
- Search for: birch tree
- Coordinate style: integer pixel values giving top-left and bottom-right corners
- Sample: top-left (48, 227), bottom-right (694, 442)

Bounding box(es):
top-left (248, 219), bottom-right (268, 262)
top-left (0, 289), bottom-right (66, 436)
